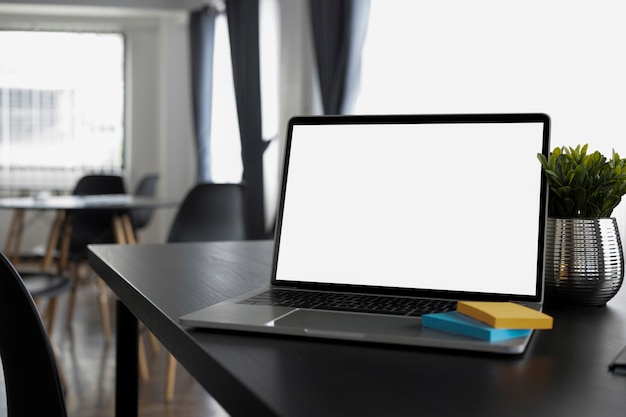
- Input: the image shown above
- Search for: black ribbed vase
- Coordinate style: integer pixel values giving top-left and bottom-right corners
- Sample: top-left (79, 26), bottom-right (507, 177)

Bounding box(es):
top-left (544, 217), bottom-right (624, 306)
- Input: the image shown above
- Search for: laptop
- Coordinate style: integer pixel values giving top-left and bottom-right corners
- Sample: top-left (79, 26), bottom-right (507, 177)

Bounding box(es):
top-left (180, 113), bottom-right (551, 355)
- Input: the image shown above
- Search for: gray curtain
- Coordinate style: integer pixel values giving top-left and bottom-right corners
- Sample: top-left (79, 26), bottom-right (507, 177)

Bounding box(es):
top-left (226, 0), bottom-right (270, 239)
top-left (189, 6), bottom-right (218, 183)
top-left (309, 0), bottom-right (370, 115)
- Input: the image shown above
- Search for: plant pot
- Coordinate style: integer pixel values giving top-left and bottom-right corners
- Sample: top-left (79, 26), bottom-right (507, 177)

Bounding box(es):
top-left (544, 217), bottom-right (624, 306)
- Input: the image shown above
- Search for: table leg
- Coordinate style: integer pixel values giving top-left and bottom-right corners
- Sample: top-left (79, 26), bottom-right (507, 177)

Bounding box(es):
top-left (3, 208), bottom-right (26, 265)
top-left (115, 299), bottom-right (139, 417)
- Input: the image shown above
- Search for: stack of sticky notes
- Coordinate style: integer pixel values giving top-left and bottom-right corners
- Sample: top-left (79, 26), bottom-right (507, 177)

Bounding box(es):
top-left (422, 301), bottom-right (553, 342)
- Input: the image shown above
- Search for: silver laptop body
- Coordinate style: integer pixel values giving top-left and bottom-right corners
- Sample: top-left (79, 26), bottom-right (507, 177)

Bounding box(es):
top-left (180, 113), bottom-right (550, 355)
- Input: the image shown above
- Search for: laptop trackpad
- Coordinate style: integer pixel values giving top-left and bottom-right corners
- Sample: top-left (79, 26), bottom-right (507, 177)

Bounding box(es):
top-left (272, 309), bottom-right (421, 339)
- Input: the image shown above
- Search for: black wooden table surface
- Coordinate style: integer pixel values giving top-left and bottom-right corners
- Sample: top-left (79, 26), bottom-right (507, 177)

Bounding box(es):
top-left (89, 241), bottom-right (626, 417)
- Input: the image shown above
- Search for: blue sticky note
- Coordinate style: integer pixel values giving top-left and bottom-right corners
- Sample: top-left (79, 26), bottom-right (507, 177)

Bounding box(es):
top-left (422, 311), bottom-right (532, 342)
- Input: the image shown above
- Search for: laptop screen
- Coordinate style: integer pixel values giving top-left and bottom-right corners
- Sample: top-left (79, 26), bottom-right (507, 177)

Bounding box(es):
top-left (273, 114), bottom-right (550, 302)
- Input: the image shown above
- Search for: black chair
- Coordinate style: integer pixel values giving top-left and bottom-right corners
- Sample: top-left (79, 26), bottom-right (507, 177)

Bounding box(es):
top-left (8, 197), bottom-right (77, 337)
top-left (167, 182), bottom-right (247, 243)
top-left (68, 174), bottom-right (127, 253)
top-left (65, 174), bottom-right (127, 342)
top-left (20, 270), bottom-right (73, 335)
top-left (130, 173), bottom-right (159, 241)
top-left (0, 252), bottom-right (68, 417)
top-left (164, 182), bottom-right (246, 400)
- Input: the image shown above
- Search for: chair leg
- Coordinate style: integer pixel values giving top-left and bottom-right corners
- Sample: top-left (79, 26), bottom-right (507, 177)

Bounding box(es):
top-left (148, 331), bottom-right (160, 353)
top-left (68, 264), bottom-right (113, 347)
top-left (66, 263), bottom-right (80, 327)
top-left (43, 297), bottom-right (60, 335)
top-left (96, 278), bottom-right (112, 343)
top-left (95, 269), bottom-right (151, 384)
top-left (138, 334), bottom-right (150, 382)
top-left (51, 343), bottom-right (69, 394)
top-left (34, 297), bottom-right (59, 335)
top-left (33, 298), bottom-right (68, 393)
top-left (166, 353), bottom-right (177, 402)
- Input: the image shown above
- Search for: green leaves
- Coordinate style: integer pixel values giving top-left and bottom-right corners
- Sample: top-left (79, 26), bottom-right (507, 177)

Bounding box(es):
top-left (537, 144), bottom-right (626, 218)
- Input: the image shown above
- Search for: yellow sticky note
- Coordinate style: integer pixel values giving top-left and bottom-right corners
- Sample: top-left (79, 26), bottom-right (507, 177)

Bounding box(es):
top-left (457, 301), bottom-right (553, 329)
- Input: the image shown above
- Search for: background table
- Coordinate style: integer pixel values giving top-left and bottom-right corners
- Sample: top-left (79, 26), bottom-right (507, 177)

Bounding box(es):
top-left (1, 194), bottom-right (176, 270)
top-left (88, 241), bottom-right (626, 417)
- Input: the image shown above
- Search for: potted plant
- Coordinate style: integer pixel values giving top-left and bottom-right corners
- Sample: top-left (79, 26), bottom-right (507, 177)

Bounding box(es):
top-left (537, 144), bottom-right (626, 305)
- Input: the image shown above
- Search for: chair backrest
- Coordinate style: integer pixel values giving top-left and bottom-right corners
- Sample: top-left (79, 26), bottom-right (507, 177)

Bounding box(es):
top-left (69, 175), bottom-right (127, 255)
top-left (72, 174), bottom-right (126, 196)
top-left (167, 183), bottom-right (247, 243)
top-left (0, 253), bottom-right (68, 417)
top-left (130, 173), bottom-right (159, 231)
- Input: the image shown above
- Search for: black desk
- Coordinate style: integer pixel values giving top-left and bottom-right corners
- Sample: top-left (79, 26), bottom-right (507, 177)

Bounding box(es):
top-left (88, 241), bottom-right (626, 417)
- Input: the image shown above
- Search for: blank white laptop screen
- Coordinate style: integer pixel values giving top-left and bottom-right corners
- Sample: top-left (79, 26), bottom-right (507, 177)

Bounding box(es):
top-left (274, 116), bottom-right (547, 298)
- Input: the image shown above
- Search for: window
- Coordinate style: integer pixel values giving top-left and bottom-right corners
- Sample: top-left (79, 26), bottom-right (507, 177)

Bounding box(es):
top-left (210, 13), bottom-right (242, 183)
top-left (355, 0), bottom-right (626, 157)
top-left (0, 30), bottom-right (125, 192)
top-left (259, 0), bottom-right (280, 141)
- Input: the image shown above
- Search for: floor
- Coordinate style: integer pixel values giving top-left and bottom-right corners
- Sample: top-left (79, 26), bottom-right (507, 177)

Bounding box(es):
top-left (0, 273), bottom-right (230, 417)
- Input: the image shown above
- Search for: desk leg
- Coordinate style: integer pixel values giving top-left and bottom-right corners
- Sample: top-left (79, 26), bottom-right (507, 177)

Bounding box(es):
top-left (115, 299), bottom-right (139, 417)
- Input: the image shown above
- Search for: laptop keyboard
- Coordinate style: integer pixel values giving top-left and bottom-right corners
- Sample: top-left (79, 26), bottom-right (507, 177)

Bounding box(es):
top-left (238, 288), bottom-right (457, 317)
